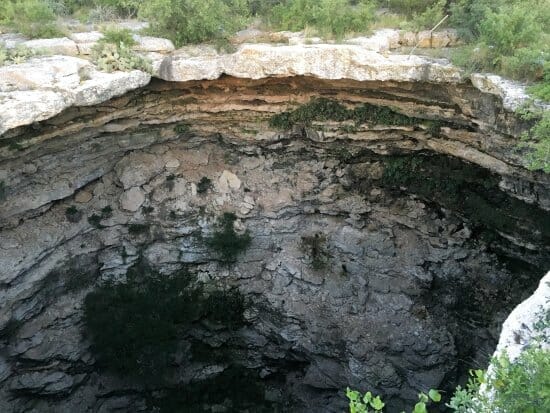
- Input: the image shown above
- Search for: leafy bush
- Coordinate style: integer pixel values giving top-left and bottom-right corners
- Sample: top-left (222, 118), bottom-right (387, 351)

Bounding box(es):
top-left (100, 27), bottom-right (136, 46)
top-left (404, 0), bottom-right (445, 31)
top-left (139, 0), bottom-right (249, 47)
top-left (0, 43), bottom-right (38, 66)
top-left (196, 176), bottom-right (213, 194)
top-left (346, 387), bottom-right (441, 412)
top-left (84, 260), bottom-right (248, 380)
top-left (381, 0), bottom-right (435, 18)
top-left (96, 0), bottom-right (140, 17)
top-left (91, 41), bottom-right (151, 72)
top-left (205, 212), bottom-right (252, 264)
top-left (0, 0), bottom-right (63, 38)
top-left (448, 0), bottom-right (549, 80)
top-left (521, 110), bottom-right (550, 173)
top-left (84, 262), bottom-right (202, 378)
top-left (300, 233), bottom-right (329, 270)
top-left (270, 0), bottom-right (375, 39)
top-left (447, 348), bottom-right (550, 413)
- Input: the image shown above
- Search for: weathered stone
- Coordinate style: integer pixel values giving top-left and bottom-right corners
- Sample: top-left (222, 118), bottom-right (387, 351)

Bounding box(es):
top-left (132, 35), bottom-right (175, 53)
top-left (120, 187), bottom-right (145, 211)
top-left (218, 170), bottom-right (241, 192)
top-left (23, 37), bottom-right (78, 55)
top-left (74, 190), bottom-right (93, 203)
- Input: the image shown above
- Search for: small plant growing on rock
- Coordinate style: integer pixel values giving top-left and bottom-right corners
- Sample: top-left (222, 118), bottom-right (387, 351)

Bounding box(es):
top-left (142, 205), bottom-right (155, 214)
top-left (0, 43), bottom-right (38, 66)
top-left (165, 174), bottom-right (176, 191)
top-left (88, 213), bottom-right (104, 229)
top-left (300, 233), bottom-right (329, 270)
top-left (65, 205), bottom-right (82, 223)
top-left (100, 205), bottom-right (113, 218)
top-left (91, 29), bottom-right (151, 73)
top-left (0, 181), bottom-right (6, 201)
top-left (346, 388), bottom-right (441, 413)
top-left (205, 212), bottom-right (251, 264)
top-left (128, 223), bottom-right (149, 236)
top-left (174, 122), bottom-right (190, 134)
top-left (196, 176), bottom-right (213, 194)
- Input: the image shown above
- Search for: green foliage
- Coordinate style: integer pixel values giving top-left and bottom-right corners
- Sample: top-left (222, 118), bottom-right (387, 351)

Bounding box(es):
top-left (382, 0), bottom-right (436, 18)
top-left (448, 0), bottom-right (549, 80)
top-left (174, 122), bottom-right (190, 134)
top-left (0, 0), bottom-right (63, 38)
top-left (96, 0), bottom-right (140, 17)
top-left (91, 41), bottom-right (151, 73)
top-left (300, 233), bottom-right (329, 270)
top-left (0, 181), bottom-right (6, 201)
top-left (404, 0), bottom-right (445, 31)
top-left (84, 260), bottom-right (248, 381)
top-left (205, 212), bottom-right (252, 264)
top-left (139, 0), bottom-right (249, 47)
top-left (270, 0), bottom-right (376, 39)
top-left (84, 262), bottom-right (202, 378)
top-left (128, 223), bottom-right (149, 235)
top-left (203, 290), bottom-right (246, 328)
top-left (87, 213), bottom-right (104, 228)
top-left (447, 348), bottom-right (550, 413)
top-left (346, 387), bottom-right (441, 412)
top-left (196, 176), bottom-right (213, 194)
top-left (100, 27), bottom-right (136, 46)
top-left (270, 98), bottom-right (416, 130)
top-left (519, 107), bottom-right (550, 173)
top-left (379, 154), bottom-right (550, 243)
top-left (65, 205), bottom-right (82, 222)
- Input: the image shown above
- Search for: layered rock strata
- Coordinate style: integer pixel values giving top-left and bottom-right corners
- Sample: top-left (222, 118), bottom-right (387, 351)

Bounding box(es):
top-left (0, 43), bottom-right (549, 413)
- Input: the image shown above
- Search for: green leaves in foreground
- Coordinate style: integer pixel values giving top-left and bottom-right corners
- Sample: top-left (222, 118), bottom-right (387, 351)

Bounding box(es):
top-left (346, 387), bottom-right (441, 413)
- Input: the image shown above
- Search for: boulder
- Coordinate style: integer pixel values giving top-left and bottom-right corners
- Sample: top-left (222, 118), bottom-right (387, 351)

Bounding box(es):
top-left (120, 187), bottom-right (145, 211)
top-left (23, 37), bottom-right (78, 55)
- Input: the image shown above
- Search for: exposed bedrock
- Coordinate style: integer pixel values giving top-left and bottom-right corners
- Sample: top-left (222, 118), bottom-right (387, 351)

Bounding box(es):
top-left (0, 76), bottom-right (549, 412)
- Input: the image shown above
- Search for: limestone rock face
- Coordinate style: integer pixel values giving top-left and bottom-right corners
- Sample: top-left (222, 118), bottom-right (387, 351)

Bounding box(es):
top-left (22, 37), bottom-right (78, 56)
top-left (492, 271), bottom-right (550, 361)
top-left (0, 32), bottom-right (548, 413)
top-left (158, 43), bottom-right (463, 82)
top-left (0, 56), bottom-right (150, 134)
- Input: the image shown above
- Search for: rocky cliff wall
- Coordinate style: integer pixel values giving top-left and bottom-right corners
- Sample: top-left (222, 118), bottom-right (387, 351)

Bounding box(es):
top-left (0, 43), bottom-right (549, 412)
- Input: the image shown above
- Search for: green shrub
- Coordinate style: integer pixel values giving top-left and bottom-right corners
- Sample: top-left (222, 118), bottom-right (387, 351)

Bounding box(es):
top-left (100, 27), bottom-right (136, 46)
top-left (87, 213), bottom-right (104, 228)
top-left (91, 41), bottom-right (152, 72)
top-left (139, 0), bottom-right (249, 47)
top-left (84, 262), bottom-right (202, 378)
top-left (84, 260), bottom-right (248, 381)
top-left (196, 176), bottom-right (213, 194)
top-left (479, 4), bottom-right (541, 59)
top-left (521, 110), bottom-right (550, 173)
top-left (203, 290), bottom-right (246, 328)
top-left (96, 0), bottom-right (140, 17)
top-left (270, 98), bottom-right (417, 129)
top-left (0, 0), bottom-right (63, 39)
top-left (300, 233), bottom-right (329, 270)
top-left (65, 205), bottom-right (82, 223)
top-left (128, 223), bottom-right (149, 235)
top-left (0, 181), bottom-right (6, 201)
top-left (405, 0), bottom-right (445, 31)
top-left (346, 387), bottom-right (441, 412)
top-left (381, 0), bottom-right (435, 18)
top-left (205, 212), bottom-right (251, 264)
top-left (270, 0), bottom-right (375, 39)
